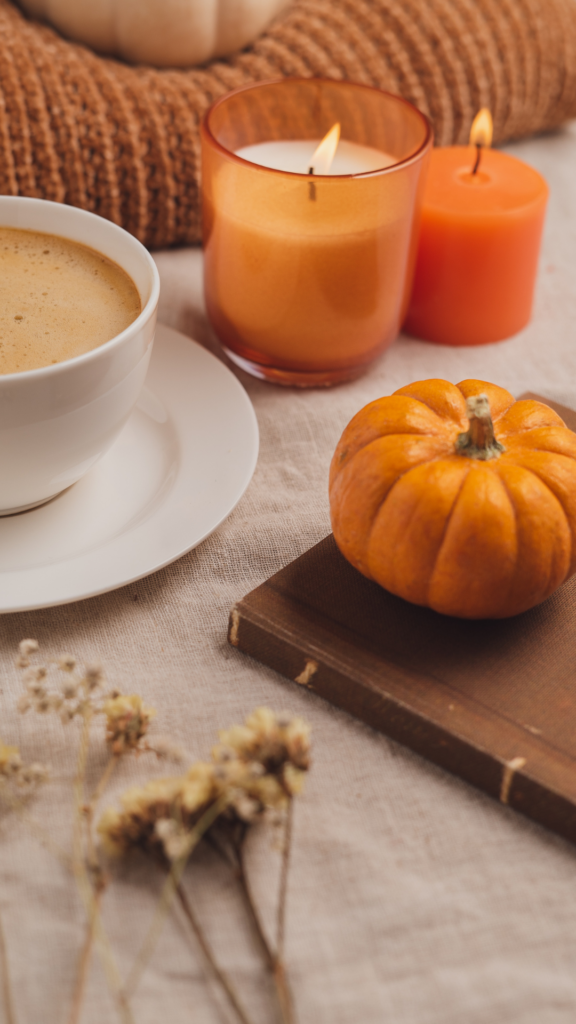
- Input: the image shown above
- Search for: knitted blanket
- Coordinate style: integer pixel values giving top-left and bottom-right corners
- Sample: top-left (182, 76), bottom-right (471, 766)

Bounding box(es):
top-left (3, 0), bottom-right (576, 247)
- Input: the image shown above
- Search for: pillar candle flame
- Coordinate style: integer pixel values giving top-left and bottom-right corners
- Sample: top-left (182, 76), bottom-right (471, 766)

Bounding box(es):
top-left (469, 108), bottom-right (493, 149)
top-left (309, 123), bottom-right (341, 175)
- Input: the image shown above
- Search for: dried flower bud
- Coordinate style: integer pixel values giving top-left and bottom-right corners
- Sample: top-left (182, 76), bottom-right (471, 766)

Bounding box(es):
top-left (17, 695), bottom-right (31, 714)
top-left (211, 744), bottom-right (236, 764)
top-left (26, 678), bottom-right (47, 698)
top-left (16, 638), bottom-right (39, 668)
top-left (232, 794), bottom-right (261, 823)
top-left (60, 706), bottom-right (76, 725)
top-left (0, 741), bottom-right (47, 792)
top-left (35, 696), bottom-right (51, 714)
top-left (148, 736), bottom-right (185, 763)
top-left (154, 819), bottom-right (191, 862)
top-left (0, 744), bottom-right (20, 776)
top-left (84, 664), bottom-right (103, 690)
top-left (58, 654), bottom-right (76, 673)
top-left (21, 763), bottom-right (49, 785)
top-left (154, 818), bottom-right (177, 843)
top-left (23, 667), bottom-right (46, 684)
top-left (103, 693), bottom-right (156, 754)
top-left (60, 680), bottom-right (78, 700)
top-left (19, 639), bottom-right (38, 658)
top-left (5, 751), bottom-right (22, 775)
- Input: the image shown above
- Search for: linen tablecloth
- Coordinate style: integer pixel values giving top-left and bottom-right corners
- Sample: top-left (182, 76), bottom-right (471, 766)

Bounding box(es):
top-left (3, 125), bottom-right (576, 1024)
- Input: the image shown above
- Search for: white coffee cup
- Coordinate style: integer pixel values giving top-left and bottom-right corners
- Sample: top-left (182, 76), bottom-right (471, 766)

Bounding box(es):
top-left (0, 197), bottom-right (160, 514)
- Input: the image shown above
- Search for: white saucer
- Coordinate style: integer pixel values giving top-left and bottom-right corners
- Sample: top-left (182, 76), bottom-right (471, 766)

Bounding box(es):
top-left (0, 324), bottom-right (259, 612)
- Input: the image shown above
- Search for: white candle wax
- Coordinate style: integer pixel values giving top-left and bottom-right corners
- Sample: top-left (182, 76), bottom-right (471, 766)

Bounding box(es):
top-left (235, 139), bottom-right (396, 175)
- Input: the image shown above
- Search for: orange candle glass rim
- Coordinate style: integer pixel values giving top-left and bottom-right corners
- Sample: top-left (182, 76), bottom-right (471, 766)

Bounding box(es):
top-left (201, 78), bottom-right (434, 180)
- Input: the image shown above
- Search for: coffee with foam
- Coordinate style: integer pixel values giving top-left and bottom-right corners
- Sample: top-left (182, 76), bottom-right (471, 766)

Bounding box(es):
top-left (0, 227), bottom-right (141, 374)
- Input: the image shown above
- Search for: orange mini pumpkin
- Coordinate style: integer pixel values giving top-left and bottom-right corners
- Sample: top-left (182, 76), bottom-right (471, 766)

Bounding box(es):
top-left (329, 378), bottom-right (576, 619)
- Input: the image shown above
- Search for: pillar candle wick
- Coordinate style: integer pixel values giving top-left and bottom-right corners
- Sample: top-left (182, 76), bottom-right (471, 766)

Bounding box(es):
top-left (308, 166), bottom-right (316, 202)
top-left (472, 143), bottom-right (482, 176)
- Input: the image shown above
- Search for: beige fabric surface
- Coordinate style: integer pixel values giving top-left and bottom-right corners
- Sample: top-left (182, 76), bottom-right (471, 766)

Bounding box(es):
top-left (3, 126), bottom-right (576, 1024)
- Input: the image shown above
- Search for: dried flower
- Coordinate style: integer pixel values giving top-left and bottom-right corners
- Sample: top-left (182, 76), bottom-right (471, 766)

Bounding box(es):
top-left (99, 761), bottom-right (227, 858)
top-left (103, 694), bottom-right (156, 755)
top-left (16, 641), bottom-right (79, 718)
top-left (215, 707), bottom-right (311, 799)
top-left (0, 740), bottom-right (49, 793)
top-left (98, 707), bottom-right (311, 861)
top-left (16, 638), bottom-right (39, 668)
top-left (98, 774), bottom-right (187, 856)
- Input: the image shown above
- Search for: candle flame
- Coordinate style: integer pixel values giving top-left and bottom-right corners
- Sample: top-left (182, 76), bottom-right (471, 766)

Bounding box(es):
top-left (309, 123), bottom-right (341, 175)
top-left (469, 108), bottom-right (493, 148)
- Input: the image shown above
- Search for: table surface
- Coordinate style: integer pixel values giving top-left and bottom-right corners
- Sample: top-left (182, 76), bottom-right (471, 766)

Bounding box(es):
top-left (4, 125), bottom-right (576, 1024)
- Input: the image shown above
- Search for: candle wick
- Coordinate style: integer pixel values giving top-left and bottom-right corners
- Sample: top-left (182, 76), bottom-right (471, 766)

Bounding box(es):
top-left (308, 166), bottom-right (316, 202)
top-left (472, 143), bottom-right (482, 176)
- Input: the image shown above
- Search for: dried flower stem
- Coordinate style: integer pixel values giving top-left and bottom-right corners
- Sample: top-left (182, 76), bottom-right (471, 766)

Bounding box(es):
top-left (85, 755), bottom-right (119, 873)
top-left (233, 809), bottom-right (296, 1024)
top-left (91, 755), bottom-right (119, 808)
top-left (69, 754), bottom-right (118, 1024)
top-left (72, 713), bottom-right (133, 1024)
top-left (125, 795), bottom-right (229, 998)
top-left (4, 774), bottom-right (128, 1023)
top-left (235, 840), bottom-right (275, 971)
top-left (70, 710), bottom-right (95, 1024)
top-left (67, 884), bottom-right (104, 1024)
top-left (273, 801), bottom-right (296, 1024)
top-left (76, 870), bottom-right (133, 1024)
top-left (73, 710), bottom-right (92, 871)
top-left (276, 800), bottom-right (293, 959)
top-left (175, 882), bottom-right (256, 1024)
top-left (0, 905), bottom-right (16, 1024)
top-left (274, 960), bottom-right (294, 1024)
top-left (209, 831), bottom-right (288, 1016)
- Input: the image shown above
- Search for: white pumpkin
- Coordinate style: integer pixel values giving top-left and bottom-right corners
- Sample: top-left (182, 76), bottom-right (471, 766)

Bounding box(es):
top-left (18, 0), bottom-right (289, 68)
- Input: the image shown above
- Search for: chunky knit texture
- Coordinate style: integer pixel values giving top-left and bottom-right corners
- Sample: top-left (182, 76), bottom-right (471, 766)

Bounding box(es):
top-left (3, 0), bottom-right (576, 247)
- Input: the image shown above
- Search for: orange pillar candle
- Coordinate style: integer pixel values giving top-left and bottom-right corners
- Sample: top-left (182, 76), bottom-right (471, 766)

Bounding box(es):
top-left (404, 112), bottom-right (549, 346)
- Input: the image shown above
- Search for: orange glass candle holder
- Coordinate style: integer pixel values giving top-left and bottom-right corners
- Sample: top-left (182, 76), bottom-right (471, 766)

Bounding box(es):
top-left (201, 79), bottom-right (432, 386)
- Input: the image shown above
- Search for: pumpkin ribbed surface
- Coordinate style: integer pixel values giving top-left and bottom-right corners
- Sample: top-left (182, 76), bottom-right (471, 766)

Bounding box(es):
top-left (329, 379), bottom-right (576, 619)
top-left (2, 0), bottom-right (576, 246)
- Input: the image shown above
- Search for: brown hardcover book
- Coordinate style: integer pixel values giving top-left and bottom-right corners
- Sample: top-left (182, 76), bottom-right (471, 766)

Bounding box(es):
top-left (229, 394), bottom-right (576, 844)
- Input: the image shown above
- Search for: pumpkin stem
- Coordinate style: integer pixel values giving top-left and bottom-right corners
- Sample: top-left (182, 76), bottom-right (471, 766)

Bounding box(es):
top-left (455, 394), bottom-right (505, 460)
